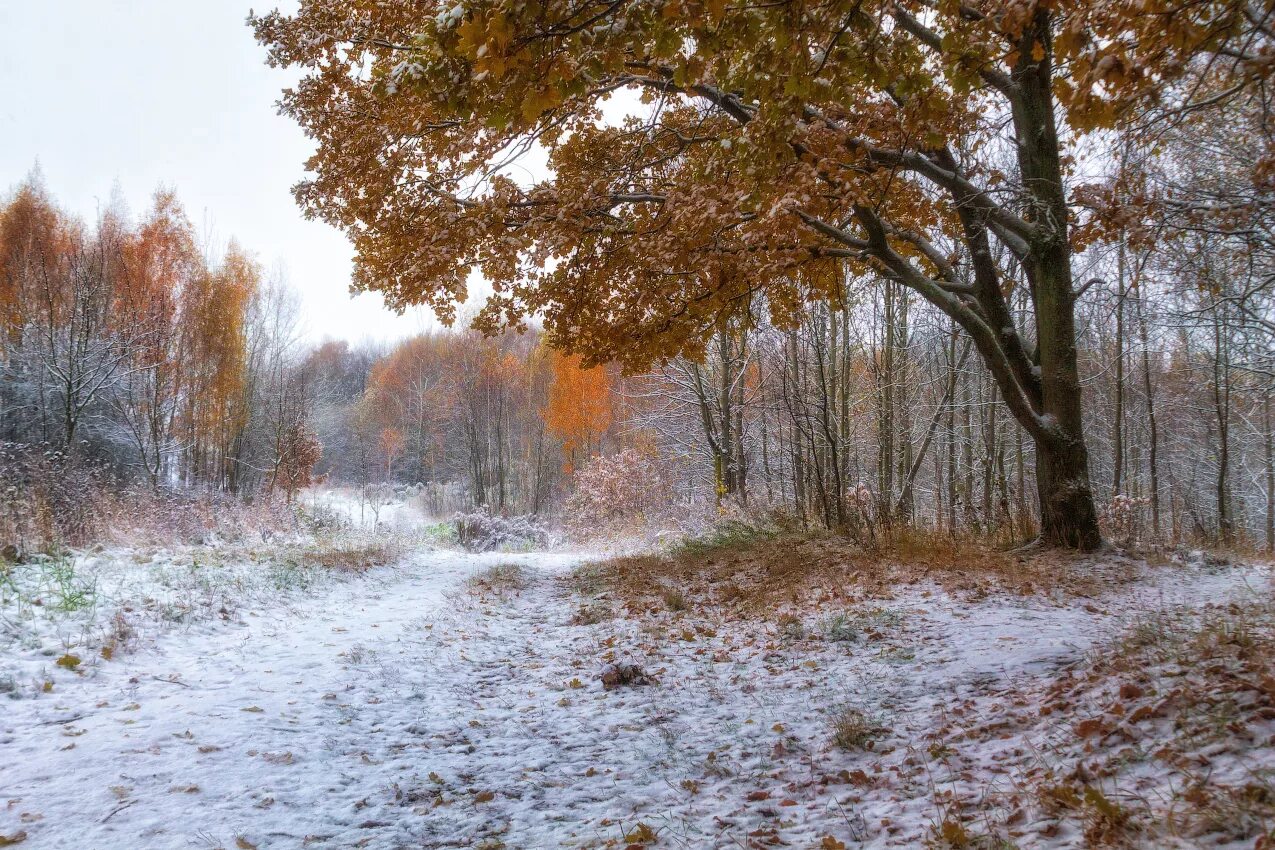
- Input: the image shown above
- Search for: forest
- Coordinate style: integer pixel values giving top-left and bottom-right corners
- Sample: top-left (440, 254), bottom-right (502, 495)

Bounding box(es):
top-left (4, 142), bottom-right (1271, 553)
top-left (3, 1), bottom-right (1275, 848)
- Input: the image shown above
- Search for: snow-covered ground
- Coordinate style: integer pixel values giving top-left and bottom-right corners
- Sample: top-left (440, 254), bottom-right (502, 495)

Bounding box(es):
top-left (304, 487), bottom-right (444, 536)
top-left (1, 539), bottom-right (1270, 848)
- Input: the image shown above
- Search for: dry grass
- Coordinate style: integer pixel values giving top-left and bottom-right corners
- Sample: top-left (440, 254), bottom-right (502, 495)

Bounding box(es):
top-left (293, 538), bottom-right (403, 572)
top-left (660, 585), bottom-right (688, 612)
top-left (574, 526), bottom-right (1136, 620)
top-left (464, 562), bottom-right (529, 598)
top-left (829, 705), bottom-right (885, 751)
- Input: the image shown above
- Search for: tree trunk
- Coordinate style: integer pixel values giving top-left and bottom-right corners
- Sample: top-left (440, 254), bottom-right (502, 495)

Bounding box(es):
top-left (1135, 278), bottom-right (1161, 537)
top-left (1265, 392), bottom-right (1273, 552)
top-left (1035, 433), bottom-right (1100, 549)
top-left (1013, 11), bottom-right (1102, 550)
top-left (1112, 243), bottom-right (1126, 496)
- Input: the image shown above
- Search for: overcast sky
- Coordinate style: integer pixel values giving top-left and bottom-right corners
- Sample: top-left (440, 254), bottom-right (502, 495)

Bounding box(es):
top-left (0, 1), bottom-right (436, 345)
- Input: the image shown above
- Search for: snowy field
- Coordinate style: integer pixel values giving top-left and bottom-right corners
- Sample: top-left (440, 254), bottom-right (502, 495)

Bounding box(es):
top-left (1, 528), bottom-right (1270, 848)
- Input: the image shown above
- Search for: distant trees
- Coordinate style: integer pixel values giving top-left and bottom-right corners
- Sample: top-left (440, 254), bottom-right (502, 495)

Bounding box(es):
top-left (0, 176), bottom-right (318, 497)
top-left (543, 350), bottom-right (611, 473)
top-left (327, 330), bottom-right (617, 515)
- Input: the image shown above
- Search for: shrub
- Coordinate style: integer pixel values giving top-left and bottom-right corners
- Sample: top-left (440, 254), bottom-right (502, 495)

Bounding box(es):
top-left (454, 507), bottom-right (551, 552)
top-left (0, 442), bottom-right (112, 555)
top-left (0, 442), bottom-right (299, 553)
top-left (1100, 493), bottom-right (1151, 548)
top-left (562, 447), bottom-right (673, 537)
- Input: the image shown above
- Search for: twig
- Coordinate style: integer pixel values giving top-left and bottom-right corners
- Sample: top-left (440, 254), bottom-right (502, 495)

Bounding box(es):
top-left (153, 675), bottom-right (192, 688)
top-left (101, 800), bottom-right (137, 823)
top-left (37, 713), bottom-right (84, 726)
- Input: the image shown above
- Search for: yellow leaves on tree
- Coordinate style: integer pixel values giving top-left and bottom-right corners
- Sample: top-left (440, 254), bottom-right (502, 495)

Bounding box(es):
top-left (542, 348), bottom-right (612, 473)
top-left (0, 180), bottom-right (63, 346)
top-left (1, 179), bottom-right (259, 487)
top-left (179, 242), bottom-right (257, 479)
top-left (379, 427), bottom-right (404, 478)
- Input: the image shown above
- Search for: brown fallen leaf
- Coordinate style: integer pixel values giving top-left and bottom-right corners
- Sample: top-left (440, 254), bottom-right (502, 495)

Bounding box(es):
top-left (624, 822), bottom-right (656, 844)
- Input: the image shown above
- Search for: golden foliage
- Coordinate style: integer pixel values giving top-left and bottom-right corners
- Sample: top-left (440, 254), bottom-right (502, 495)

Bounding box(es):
top-left (541, 347), bottom-right (612, 471)
top-left (251, 0), bottom-right (1270, 370)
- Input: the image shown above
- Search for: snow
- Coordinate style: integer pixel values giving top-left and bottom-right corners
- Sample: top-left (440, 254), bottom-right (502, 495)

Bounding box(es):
top-left (0, 544), bottom-right (345, 699)
top-left (304, 486), bottom-right (438, 535)
top-left (0, 541), bottom-right (1270, 849)
top-left (0, 549), bottom-right (590, 849)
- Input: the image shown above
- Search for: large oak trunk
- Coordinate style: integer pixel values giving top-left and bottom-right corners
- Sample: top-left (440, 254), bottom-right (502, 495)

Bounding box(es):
top-left (1036, 431), bottom-right (1102, 549)
top-left (1030, 250), bottom-right (1102, 551)
top-left (1013, 11), bottom-right (1104, 551)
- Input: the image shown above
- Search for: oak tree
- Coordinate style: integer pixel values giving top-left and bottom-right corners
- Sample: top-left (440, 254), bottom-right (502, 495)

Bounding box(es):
top-left (254, 0), bottom-right (1271, 548)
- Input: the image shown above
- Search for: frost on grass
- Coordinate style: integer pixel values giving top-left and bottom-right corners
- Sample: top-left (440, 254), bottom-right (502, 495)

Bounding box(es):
top-left (463, 561), bottom-right (528, 598)
top-left (453, 507), bottom-right (551, 552)
top-left (0, 531), bottom-right (415, 699)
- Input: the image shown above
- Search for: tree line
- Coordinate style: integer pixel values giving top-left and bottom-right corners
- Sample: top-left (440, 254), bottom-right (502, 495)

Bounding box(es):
top-left (5, 155), bottom-right (1272, 552)
top-left (0, 176), bottom-right (319, 500)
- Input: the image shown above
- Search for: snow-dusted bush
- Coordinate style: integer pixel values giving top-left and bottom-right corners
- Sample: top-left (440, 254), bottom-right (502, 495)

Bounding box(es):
top-left (561, 448), bottom-right (673, 537)
top-left (453, 507), bottom-right (551, 552)
top-left (0, 442), bottom-right (298, 555)
top-left (0, 442), bottom-right (111, 555)
top-left (299, 501), bottom-right (352, 534)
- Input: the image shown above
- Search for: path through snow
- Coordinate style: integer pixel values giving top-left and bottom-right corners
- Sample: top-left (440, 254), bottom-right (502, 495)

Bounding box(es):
top-left (1, 549), bottom-right (1268, 849)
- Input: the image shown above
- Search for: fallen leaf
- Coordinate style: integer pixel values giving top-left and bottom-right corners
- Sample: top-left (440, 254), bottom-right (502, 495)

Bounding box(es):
top-left (624, 822), bottom-right (657, 844)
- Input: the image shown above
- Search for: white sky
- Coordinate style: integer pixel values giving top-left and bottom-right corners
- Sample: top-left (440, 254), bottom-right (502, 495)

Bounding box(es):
top-left (0, 1), bottom-right (436, 345)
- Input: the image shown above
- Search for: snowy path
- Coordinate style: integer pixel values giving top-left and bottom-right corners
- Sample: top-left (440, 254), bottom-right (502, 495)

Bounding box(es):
top-left (0, 550), bottom-right (589, 850)
top-left (1, 549), bottom-right (1268, 849)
